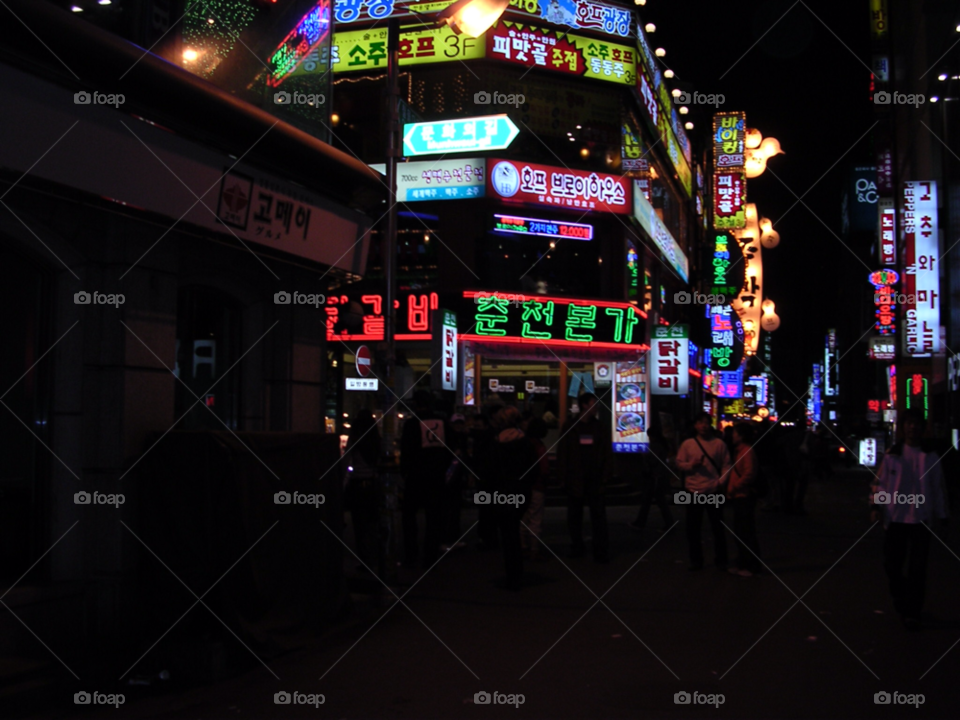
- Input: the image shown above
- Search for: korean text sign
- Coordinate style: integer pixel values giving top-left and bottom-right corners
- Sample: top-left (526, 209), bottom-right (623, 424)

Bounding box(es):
top-left (488, 158), bottom-right (630, 214)
top-left (462, 292), bottom-right (645, 349)
top-left (902, 181), bottom-right (939, 355)
top-left (486, 21), bottom-right (635, 86)
top-left (651, 325), bottom-right (689, 395)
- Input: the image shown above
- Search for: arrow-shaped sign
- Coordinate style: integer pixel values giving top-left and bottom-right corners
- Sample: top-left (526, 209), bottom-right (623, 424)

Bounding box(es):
top-left (402, 114), bottom-right (520, 157)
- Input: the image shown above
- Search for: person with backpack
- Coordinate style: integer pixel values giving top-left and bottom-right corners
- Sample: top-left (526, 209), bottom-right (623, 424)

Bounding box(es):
top-left (727, 422), bottom-right (764, 577)
top-left (676, 412), bottom-right (732, 570)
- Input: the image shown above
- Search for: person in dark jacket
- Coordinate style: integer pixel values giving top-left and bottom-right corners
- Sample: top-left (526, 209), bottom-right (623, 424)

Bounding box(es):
top-left (520, 416), bottom-right (550, 561)
top-left (487, 405), bottom-right (536, 590)
top-left (400, 390), bottom-right (449, 567)
top-left (727, 423), bottom-right (762, 576)
top-left (630, 425), bottom-right (675, 533)
top-left (558, 393), bottom-right (611, 562)
top-left (343, 408), bottom-right (381, 568)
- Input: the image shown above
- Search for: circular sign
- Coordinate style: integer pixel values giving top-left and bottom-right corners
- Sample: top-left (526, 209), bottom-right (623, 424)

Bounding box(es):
top-left (491, 161), bottom-right (520, 198)
top-left (355, 345), bottom-right (372, 378)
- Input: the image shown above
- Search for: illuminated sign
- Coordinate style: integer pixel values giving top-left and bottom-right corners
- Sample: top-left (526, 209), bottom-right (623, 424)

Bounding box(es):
top-left (870, 0), bottom-right (888, 41)
top-left (626, 243), bottom-right (639, 300)
top-left (880, 204), bottom-right (896, 266)
top-left (621, 122), bottom-right (644, 174)
top-left (487, 158), bottom-right (630, 214)
top-left (269, 0), bottom-right (332, 87)
top-left (715, 369), bottom-right (743, 399)
top-left (461, 291), bottom-right (646, 352)
top-left (403, 115), bottom-right (519, 157)
top-left (714, 172), bottom-right (746, 229)
top-left (860, 438), bottom-right (878, 466)
top-left (632, 182), bottom-right (689, 281)
top-left (332, 24), bottom-right (483, 74)
top-left (811, 364), bottom-right (822, 423)
top-left (440, 310), bottom-right (457, 391)
top-left (346, 377), bottom-right (379, 391)
top-left (713, 112), bottom-right (746, 170)
top-left (394, 159), bottom-right (485, 201)
top-left (651, 325), bottom-right (689, 395)
top-left (907, 372), bottom-right (929, 419)
top-left (868, 336), bottom-right (896, 360)
top-left (708, 304), bottom-right (744, 370)
top-left (493, 214), bottom-right (594, 240)
top-left (613, 359), bottom-right (648, 453)
top-left (824, 329), bottom-right (838, 397)
top-left (487, 21), bottom-right (636, 86)
top-left (902, 181), bottom-right (940, 355)
top-left (708, 231), bottom-right (743, 299)
top-left (333, 0), bottom-right (633, 39)
top-left (325, 291), bottom-right (438, 342)
top-left (746, 375), bottom-right (768, 406)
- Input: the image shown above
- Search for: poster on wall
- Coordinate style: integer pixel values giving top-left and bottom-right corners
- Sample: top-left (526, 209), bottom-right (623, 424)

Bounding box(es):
top-left (612, 358), bottom-right (647, 453)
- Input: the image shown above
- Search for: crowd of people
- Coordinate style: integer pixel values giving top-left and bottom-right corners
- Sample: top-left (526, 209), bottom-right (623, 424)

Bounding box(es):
top-left (341, 393), bottom-right (951, 629)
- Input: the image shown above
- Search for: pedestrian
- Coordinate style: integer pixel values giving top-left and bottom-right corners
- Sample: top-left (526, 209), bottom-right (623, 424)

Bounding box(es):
top-left (870, 410), bottom-right (949, 631)
top-left (474, 401), bottom-right (503, 551)
top-left (489, 406), bottom-right (536, 590)
top-left (343, 408), bottom-right (381, 569)
top-left (440, 413), bottom-right (469, 552)
top-left (400, 390), bottom-right (449, 568)
top-left (520, 416), bottom-right (549, 561)
top-left (676, 412), bottom-right (732, 571)
top-left (726, 422), bottom-right (763, 577)
top-left (630, 425), bottom-right (675, 533)
top-left (558, 392), bottom-right (611, 562)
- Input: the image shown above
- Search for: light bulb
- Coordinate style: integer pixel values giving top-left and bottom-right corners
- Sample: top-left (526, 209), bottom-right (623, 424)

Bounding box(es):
top-left (655, 48), bottom-right (666, 57)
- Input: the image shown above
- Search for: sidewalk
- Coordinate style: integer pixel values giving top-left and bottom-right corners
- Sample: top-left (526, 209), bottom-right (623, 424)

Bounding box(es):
top-left (41, 468), bottom-right (960, 718)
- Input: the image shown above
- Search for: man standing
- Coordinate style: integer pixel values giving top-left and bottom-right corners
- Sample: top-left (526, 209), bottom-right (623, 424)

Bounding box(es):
top-left (400, 390), bottom-right (449, 568)
top-left (871, 410), bottom-right (949, 630)
top-left (558, 393), bottom-right (611, 562)
top-left (676, 412), bottom-right (732, 570)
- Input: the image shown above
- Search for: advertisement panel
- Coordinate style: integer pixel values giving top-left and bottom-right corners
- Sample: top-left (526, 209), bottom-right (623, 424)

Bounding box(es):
top-left (612, 358), bottom-right (648, 453)
top-left (391, 158), bottom-right (485, 201)
top-left (493, 214), bottom-right (594, 240)
top-left (332, 24), bottom-right (483, 73)
top-left (487, 158), bottom-right (630, 214)
top-left (486, 21), bottom-right (636, 86)
top-left (902, 181), bottom-right (939, 355)
top-left (713, 112), bottom-right (746, 170)
top-left (333, 0), bottom-right (633, 39)
top-left (632, 182), bottom-right (689, 281)
top-left (713, 171), bottom-right (747, 229)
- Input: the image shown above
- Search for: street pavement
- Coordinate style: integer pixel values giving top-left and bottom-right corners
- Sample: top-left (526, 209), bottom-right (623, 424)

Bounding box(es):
top-left (32, 467), bottom-right (960, 719)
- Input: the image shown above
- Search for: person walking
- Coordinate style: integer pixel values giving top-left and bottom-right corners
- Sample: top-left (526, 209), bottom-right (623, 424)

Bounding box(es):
top-left (343, 408), bottom-right (381, 569)
top-left (870, 410), bottom-right (949, 630)
top-left (488, 406), bottom-right (536, 590)
top-left (520, 416), bottom-right (549, 561)
top-left (440, 413), bottom-right (469, 552)
top-left (400, 390), bottom-right (449, 568)
top-left (558, 393), bottom-right (611, 562)
top-left (676, 412), bottom-right (731, 571)
top-left (630, 425), bottom-right (675, 533)
top-left (726, 423), bottom-right (763, 577)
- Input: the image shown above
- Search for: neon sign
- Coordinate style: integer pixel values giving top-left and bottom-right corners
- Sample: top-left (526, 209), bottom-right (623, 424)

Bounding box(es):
top-left (713, 112), bottom-right (746, 170)
top-left (488, 158), bottom-right (629, 214)
top-left (713, 172), bottom-right (746, 229)
top-left (493, 214), bottom-right (593, 240)
top-left (325, 291), bottom-right (438, 342)
top-left (880, 206), bottom-right (896, 266)
top-left (902, 181), bottom-right (940, 355)
top-left (461, 291), bottom-right (647, 352)
top-left (708, 304), bottom-right (744, 370)
top-left (268, 0), bottom-right (332, 87)
top-left (709, 232), bottom-right (743, 298)
top-left (651, 325), bottom-right (689, 395)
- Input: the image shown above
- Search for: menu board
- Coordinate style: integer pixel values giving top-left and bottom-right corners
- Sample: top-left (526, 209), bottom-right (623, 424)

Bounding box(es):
top-left (612, 359), bottom-right (648, 453)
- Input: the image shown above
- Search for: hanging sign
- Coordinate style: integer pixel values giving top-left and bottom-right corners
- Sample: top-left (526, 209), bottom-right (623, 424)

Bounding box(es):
top-left (651, 325), bottom-right (690, 395)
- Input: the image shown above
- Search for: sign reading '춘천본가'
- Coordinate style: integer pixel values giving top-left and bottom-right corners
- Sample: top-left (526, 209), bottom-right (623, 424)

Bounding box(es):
top-left (487, 158), bottom-right (629, 214)
top-left (403, 116), bottom-right (520, 157)
top-left (460, 291), bottom-right (646, 350)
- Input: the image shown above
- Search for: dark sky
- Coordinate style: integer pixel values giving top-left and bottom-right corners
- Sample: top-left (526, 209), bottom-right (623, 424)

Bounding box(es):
top-left (644, 0), bottom-right (876, 413)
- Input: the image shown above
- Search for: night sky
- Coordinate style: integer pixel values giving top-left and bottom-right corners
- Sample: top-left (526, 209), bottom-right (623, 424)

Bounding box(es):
top-left (645, 0), bottom-right (876, 413)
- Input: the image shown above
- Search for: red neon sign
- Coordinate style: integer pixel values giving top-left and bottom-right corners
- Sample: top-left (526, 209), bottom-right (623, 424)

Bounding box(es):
top-left (325, 291), bottom-right (437, 342)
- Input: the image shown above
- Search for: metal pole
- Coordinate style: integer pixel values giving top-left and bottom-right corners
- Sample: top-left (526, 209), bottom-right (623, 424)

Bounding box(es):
top-left (385, 16), bottom-right (400, 386)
